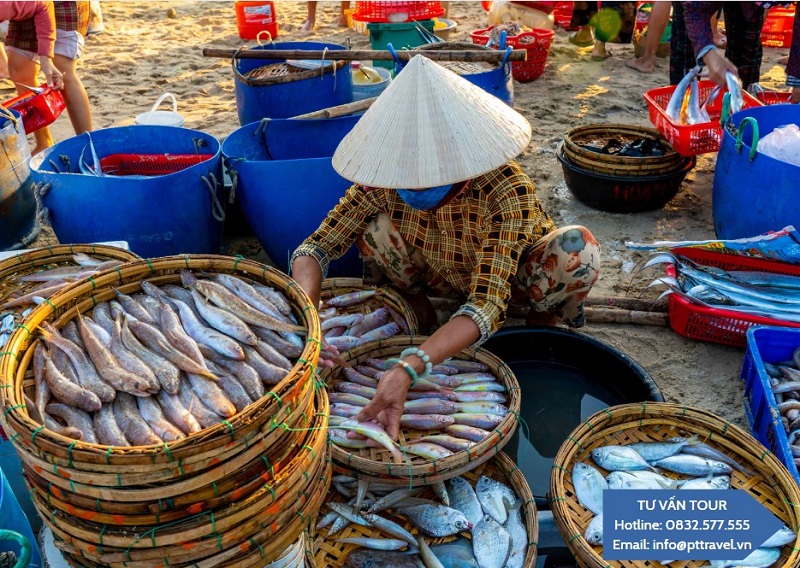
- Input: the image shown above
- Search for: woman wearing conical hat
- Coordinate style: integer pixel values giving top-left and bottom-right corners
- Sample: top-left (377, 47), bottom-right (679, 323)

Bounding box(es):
top-left (291, 56), bottom-right (600, 439)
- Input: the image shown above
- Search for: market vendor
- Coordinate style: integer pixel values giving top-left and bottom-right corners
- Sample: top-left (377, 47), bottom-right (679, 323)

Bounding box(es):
top-left (290, 55), bottom-right (600, 439)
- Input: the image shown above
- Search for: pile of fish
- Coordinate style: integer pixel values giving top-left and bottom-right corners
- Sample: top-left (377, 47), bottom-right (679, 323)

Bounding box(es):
top-left (573, 437), bottom-right (795, 567)
top-left (323, 473), bottom-right (527, 568)
top-left (760, 346), bottom-right (800, 468)
top-left (26, 269), bottom-right (306, 444)
top-left (665, 67), bottom-right (743, 126)
top-left (319, 288), bottom-right (411, 357)
top-left (328, 357), bottom-right (508, 461)
top-left (647, 252), bottom-right (800, 324)
top-left (0, 253), bottom-right (127, 349)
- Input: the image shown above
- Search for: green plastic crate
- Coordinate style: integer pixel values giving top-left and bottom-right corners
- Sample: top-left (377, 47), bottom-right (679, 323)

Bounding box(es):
top-left (367, 20), bottom-right (437, 70)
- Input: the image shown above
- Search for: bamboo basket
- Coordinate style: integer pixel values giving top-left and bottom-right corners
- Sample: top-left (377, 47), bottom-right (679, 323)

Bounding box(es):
top-left (326, 335), bottom-right (520, 486)
top-left (549, 402), bottom-right (800, 568)
top-left (313, 451), bottom-right (538, 567)
top-left (563, 124), bottom-right (684, 177)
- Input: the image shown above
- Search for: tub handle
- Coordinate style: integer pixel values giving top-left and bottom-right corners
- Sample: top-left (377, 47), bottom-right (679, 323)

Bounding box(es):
top-left (734, 116), bottom-right (760, 162)
top-left (501, 46), bottom-right (513, 81)
top-left (231, 46), bottom-right (254, 85)
top-left (0, 529), bottom-right (32, 568)
top-left (201, 174), bottom-right (226, 223)
top-left (499, 30), bottom-right (508, 50)
top-left (256, 30), bottom-right (273, 46)
top-left (0, 105), bottom-right (19, 132)
top-left (150, 93), bottom-right (177, 114)
top-left (720, 92), bottom-right (731, 127)
top-left (388, 43), bottom-right (402, 69)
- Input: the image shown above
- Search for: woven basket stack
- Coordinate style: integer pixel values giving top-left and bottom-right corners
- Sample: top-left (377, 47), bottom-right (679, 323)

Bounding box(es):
top-left (0, 255), bottom-right (329, 568)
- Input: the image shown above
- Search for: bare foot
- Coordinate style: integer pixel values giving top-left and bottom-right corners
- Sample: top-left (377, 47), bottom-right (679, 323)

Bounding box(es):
top-left (300, 19), bottom-right (315, 33)
top-left (337, 13), bottom-right (348, 27)
top-left (625, 55), bottom-right (654, 73)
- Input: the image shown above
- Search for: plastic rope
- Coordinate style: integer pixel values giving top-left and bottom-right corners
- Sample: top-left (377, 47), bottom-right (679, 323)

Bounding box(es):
top-left (201, 175), bottom-right (226, 223)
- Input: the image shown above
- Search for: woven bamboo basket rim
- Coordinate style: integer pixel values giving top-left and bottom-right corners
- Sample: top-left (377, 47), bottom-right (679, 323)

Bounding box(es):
top-left (313, 451), bottom-right (538, 568)
top-left (241, 57), bottom-right (348, 86)
top-left (549, 402), bottom-right (800, 568)
top-left (414, 41), bottom-right (499, 73)
top-left (39, 387), bottom-right (329, 559)
top-left (0, 255), bottom-right (321, 467)
top-left (326, 335), bottom-right (520, 486)
top-left (564, 150), bottom-right (687, 177)
top-left (563, 123), bottom-right (681, 169)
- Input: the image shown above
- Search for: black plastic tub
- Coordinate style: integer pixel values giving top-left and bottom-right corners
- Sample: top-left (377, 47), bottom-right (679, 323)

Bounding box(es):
top-left (556, 142), bottom-right (696, 213)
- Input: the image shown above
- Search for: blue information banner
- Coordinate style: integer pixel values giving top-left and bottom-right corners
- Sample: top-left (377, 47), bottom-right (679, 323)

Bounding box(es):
top-left (603, 490), bottom-right (784, 561)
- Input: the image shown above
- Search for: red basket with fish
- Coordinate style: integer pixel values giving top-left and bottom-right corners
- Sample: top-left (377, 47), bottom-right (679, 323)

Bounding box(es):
top-left (470, 25), bottom-right (554, 82)
top-left (643, 80), bottom-right (763, 156)
top-left (324, 335), bottom-right (520, 488)
top-left (1, 86), bottom-right (65, 134)
top-left (761, 5), bottom-right (795, 48)
top-left (665, 247), bottom-right (800, 348)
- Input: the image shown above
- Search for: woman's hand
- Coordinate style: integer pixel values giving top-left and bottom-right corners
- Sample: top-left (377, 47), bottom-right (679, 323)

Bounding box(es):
top-left (39, 57), bottom-right (63, 90)
top-left (702, 50), bottom-right (739, 89)
top-left (355, 365), bottom-right (411, 440)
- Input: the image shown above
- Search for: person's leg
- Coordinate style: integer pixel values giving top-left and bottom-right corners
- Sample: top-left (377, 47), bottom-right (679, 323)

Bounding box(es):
top-left (7, 49), bottom-right (54, 153)
top-left (338, 1), bottom-right (350, 27)
top-left (723, 2), bottom-right (764, 89)
top-left (569, 2), bottom-right (597, 45)
top-left (511, 226), bottom-right (601, 328)
top-left (626, 0), bottom-right (671, 73)
top-left (669, 1), bottom-right (693, 85)
top-left (302, 1), bottom-right (318, 32)
top-left (591, 40), bottom-right (610, 60)
top-left (54, 53), bottom-right (92, 135)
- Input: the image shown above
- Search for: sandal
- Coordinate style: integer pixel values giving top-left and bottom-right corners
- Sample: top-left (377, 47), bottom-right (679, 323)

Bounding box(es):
top-left (591, 51), bottom-right (612, 61)
top-left (569, 31), bottom-right (595, 47)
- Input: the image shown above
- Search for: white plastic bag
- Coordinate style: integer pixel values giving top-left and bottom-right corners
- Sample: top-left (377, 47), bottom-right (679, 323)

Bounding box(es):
top-left (758, 123), bottom-right (800, 167)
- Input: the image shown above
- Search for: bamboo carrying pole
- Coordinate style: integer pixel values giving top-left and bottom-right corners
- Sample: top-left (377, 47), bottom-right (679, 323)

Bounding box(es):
top-left (202, 48), bottom-right (528, 62)
top-left (291, 97), bottom-right (377, 119)
top-left (584, 307), bottom-right (669, 327)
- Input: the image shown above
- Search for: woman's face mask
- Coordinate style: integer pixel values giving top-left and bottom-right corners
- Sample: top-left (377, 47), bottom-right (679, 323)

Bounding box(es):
top-left (396, 184), bottom-right (454, 211)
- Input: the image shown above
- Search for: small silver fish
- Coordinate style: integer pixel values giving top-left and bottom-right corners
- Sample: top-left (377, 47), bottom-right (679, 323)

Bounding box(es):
top-left (504, 499), bottom-right (527, 568)
top-left (335, 537), bottom-right (409, 551)
top-left (401, 503), bottom-right (471, 537)
top-left (585, 513), bottom-right (603, 546)
top-left (591, 446), bottom-right (655, 472)
top-left (680, 476), bottom-right (730, 490)
top-left (627, 435), bottom-right (696, 462)
top-left (652, 455), bottom-right (732, 476)
top-left (573, 462), bottom-right (607, 514)
top-left (472, 515), bottom-right (512, 568)
top-left (476, 476), bottom-right (516, 524)
top-left (430, 539), bottom-right (479, 568)
top-left (446, 476), bottom-right (484, 527)
top-left (760, 525), bottom-right (796, 548)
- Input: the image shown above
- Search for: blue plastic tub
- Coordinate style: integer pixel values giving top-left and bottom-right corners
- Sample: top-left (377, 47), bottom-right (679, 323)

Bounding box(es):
top-left (233, 41), bottom-right (353, 124)
top-left (0, 464), bottom-right (43, 568)
top-left (713, 104), bottom-right (800, 239)
top-left (0, 109), bottom-right (39, 251)
top-left (30, 126), bottom-right (224, 258)
top-left (222, 116), bottom-right (363, 277)
top-left (406, 42), bottom-right (514, 105)
top-left (742, 325), bottom-right (800, 486)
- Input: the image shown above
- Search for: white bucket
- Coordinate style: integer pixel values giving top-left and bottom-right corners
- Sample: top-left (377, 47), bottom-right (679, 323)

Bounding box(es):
top-left (351, 66), bottom-right (392, 102)
top-left (135, 93), bottom-right (185, 127)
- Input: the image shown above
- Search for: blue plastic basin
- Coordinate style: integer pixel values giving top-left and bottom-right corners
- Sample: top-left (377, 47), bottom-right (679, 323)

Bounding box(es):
top-left (0, 109), bottom-right (38, 251)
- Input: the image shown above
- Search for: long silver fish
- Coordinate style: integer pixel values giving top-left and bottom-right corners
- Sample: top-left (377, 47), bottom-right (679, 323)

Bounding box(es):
top-left (666, 65), bottom-right (701, 122)
top-left (652, 454), bottom-right (732, 476)
top-left (627, 435), bottom-right (697, 462)
top-left (725, 70), bottom-right (744, 115)
top-left (190, 288), bottom-right (259, 346)
top-left (687, 77), bottom-right (710, 125)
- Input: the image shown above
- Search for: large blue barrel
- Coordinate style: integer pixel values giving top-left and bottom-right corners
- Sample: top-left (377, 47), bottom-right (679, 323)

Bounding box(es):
top-left (409, 42), bottom-right (514, 106)
top-left (713, 105), bottom-right (800, 239)
top-left (0, 109), bottom-right (39, 251)
top-left (30, 126), bottom-right (224, 258)
top-left (222, 116), bottom-right (363, 277)
top-left (233, 41), bottom-right (353, 124)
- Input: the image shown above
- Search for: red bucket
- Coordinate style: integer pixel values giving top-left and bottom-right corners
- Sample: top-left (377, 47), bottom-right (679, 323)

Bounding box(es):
top-left (1, 87), bottom-right (65, 134)
top-left (470, 26), bottom-right (555, 83)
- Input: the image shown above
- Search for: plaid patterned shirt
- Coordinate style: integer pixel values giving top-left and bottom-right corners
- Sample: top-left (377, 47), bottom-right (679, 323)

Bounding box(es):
top-left (292, 161), bottom-right (556, 341)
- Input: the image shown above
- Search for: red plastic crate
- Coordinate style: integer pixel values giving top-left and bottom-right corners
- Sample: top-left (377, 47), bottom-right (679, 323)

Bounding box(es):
top-left (352, 1), bottom-right (444, 22)
top-left (643, 80), bottom-right (763, 156)
top-left (553, 1), bottom-right (577, 30)
top-left (755, 90), bottom-right (793, 106)
top-left (761, 5), bottom-right (795, 48)
top-left (665, 247), bottom-right (800, 348)
top-left (1, 87), bottom-right (65, 134)
top-left (98, 153), bottom-right (213, 176)
top-left (470, 26), bottom-right (555, 82)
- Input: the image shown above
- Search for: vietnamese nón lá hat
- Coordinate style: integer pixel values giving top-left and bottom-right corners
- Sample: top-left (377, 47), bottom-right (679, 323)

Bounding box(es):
top-left (331, 54), bottom-right (532, 190)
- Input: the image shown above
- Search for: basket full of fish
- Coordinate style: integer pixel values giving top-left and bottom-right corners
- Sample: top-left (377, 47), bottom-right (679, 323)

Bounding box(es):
top-left (0, 244), bottom-right (139, 350)
top-left (0, 255), bottom-right (331, 567)
top-left (643, 69), bottom-right (762, 156)
top-left (324, 336), bottom-right (520, 487)
top-left (550, 402), bottom-right (800, 568)
top-left (646, 247), bottom-right (800, 348)
top-left (312, 451), bottom-right (538, 568)
top-left (317, 278), bottom-right (419, 380)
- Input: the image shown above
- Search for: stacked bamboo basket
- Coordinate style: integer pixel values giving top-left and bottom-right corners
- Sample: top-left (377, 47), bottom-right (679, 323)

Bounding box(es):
top-left (550, 402), bottom-right (800, 568)
top-left (0, 255), bottom-right (329, 568)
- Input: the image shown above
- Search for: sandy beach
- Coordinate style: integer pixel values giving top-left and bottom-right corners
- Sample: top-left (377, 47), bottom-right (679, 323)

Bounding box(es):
top-left (18, 0), bottom-right (797, 430)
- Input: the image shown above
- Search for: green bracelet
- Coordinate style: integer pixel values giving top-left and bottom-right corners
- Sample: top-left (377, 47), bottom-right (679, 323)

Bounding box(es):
top-left (386, 357), bottom-right (418, 388)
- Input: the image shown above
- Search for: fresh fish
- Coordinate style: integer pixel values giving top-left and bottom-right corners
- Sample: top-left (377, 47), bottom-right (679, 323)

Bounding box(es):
top-left (329, 392), bottom-right (371, 407)
top-left (415, 536), bottom-right (445, 568)
top-left (328, 502), bottom-right (371, 527)
top-left (336, 538), bottom-right (410, 551)
top-left (355, 365), bottom-right (382, 379)
top-left (456, 402), bottom-right (507, 416)
top-left (128, 319), bottom-right (217, 380)
top-left (156, 389), bottom-right (202, 436)
top-left (335, 382), bottom-right (377, 399)
top-left (242, 344), bottom-right (288, 385)
top-left (591, 445), bottom-right (655, 472)
top-left (680, 476), bottom-right (730, 490)
top-left (2, 283), bottom-right (67, 308)
top-left (405, 389), bottom-right (460, 402)
top-left (109, 315), bottom-right (160, 393)
top-left (91, 302), bottom-right (117, 337)
top-left (344, 549), bottom-right (419, 568)
top-left (607, 471), bottom-right (665, 490)
top-left (358, 322), bottom-right (401, 342)
top-left (652, 455), bottom-right (732, 476)
top-left (119, 314), bottom-right (181, 394)
top-left (686, 77), bottom-right (709, 125)
top-left (666, 65), bottom-right (701, 122)
top-left (679, 441), bottom-right (755, 475)
top-left (186, 372), bottom-right (236, 418)
top-left (114, 289), bottom-right (157, 324)
top-left (333, 420), bottom-right (404, 464)
top-left (32, 345), bottom-right (50, 423)
top-left (316, 510), bottom-right (339, 530)
top-left (368, 487), bottom-right (423, 513)
top-left (725, 70), bottom-right (744, 115)
top-left (401, 414), bottom-right (456, 431)
top-left (442, 359), bottom-right (491, 373)
top-left (760, 525), bottom-right (796, 548)
top-left (18, 264), bottom-right (86, 282)
top-left (190, 288), bottom-right (258, 345)
top-left (198, 344), bottom-right (264, 401)
top-left (585, 513), bottom-right (603, 546)
top-left (93, 404), bottom-right (130, 446)
top-left (364, 358), bottom-right (390, 370)
top-left (348, 308), bottom-right (390, 337)
top-left (327, 290), bottom-right (377, 308)
top-left (217, 373), bottom-right (254, 412)
top-left (445, 424), bottom-right (490, 443)
top-left (72, 252), bottom-right (105, 267)
top-left (708, 547), bottom-right (781, 568)
top-left (573, 462), bottom-right (607, 514)
top-left (454, 382), bottom-right (505, 393)
top-left (609, 470), bottom-right (683, 489)
top-left (424, 374), bottom-right (462, 389)
top-left (328, 513), bottom-right (351, 537)
top-left (322, 313), bottom-right (364, 331)
top-left (450, 413), bottom-right (503, 430)
top-left (432, 481), bottom-right (449, 506)
top-left (211, 273), bottom-right (293, 323)
top-left (177, 377), bottom-right (223, 429)
top-left (343, 367), bottom-right (379, 388)
top-left (171, 296), bottom-right (245, 360)
top-left (445, 476), bottom-right (483, 527)
top-left (627, 435), bottom-right (697, 462)
top-left (45, 403), bottom-right (97, 444)
top-left (504, 499), bottom-right (527, 568)
top-left (331, 403), bottom-right (363, 418)
top-left (135, 293), bottom-right (163, 323)
top-left (136, 395), bottom-right (184, 442)
top-left (61, 320), bottom-right (85, 348)
top-left (472, 515), bottom-right (512, 568)
top-left (253, 339), bottom-right (292, 371)
top-left (253, 325), bottom-right (302, 358)
top-left (404, 442), bottom-right (453, 460)
top-left (253, 284), bottom-right (293, 317)
top-left (113, 392), bottom-right (162, 446)
top-left (415, 435), bottom-right (475, 452)
top-left (476, 476), bottom-right (516, 524)
top-left (362, 513), bottom-right (418, 547)
top-left (429, 539), bottom-right (479, 568)
top-left (450, 391), bottom-right (506, 404)
top-left (326, 335), bottom-right (363, 351)
top-left (41, 349), bottom-right (102, 412)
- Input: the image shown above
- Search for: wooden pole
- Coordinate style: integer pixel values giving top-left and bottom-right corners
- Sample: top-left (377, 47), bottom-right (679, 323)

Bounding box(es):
top-left (291, 97), bottom-right (377, 119)
top-left (585, 296), bottom-right (668, 313)
top-left (202, 48), bottom-right (528, 62)
top-left (584, 307), bottom-right (669, 327)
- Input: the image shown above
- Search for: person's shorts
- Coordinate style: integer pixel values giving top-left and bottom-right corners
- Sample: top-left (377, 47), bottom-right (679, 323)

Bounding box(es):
top-left (6, 29), bottom-right (86, 62)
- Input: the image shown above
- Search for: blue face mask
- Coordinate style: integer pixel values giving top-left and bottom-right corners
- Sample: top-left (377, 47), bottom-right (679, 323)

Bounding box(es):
top-left (396, 184), bottom-right (454, 211)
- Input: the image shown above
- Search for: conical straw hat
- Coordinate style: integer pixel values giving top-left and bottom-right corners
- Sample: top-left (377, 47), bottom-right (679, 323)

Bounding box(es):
top-left (332, 55), bottom-right (532, 189)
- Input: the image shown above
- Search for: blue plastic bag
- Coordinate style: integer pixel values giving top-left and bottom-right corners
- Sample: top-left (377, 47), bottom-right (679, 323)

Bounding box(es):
top-left (1, 462), bottom-right (43, 567)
